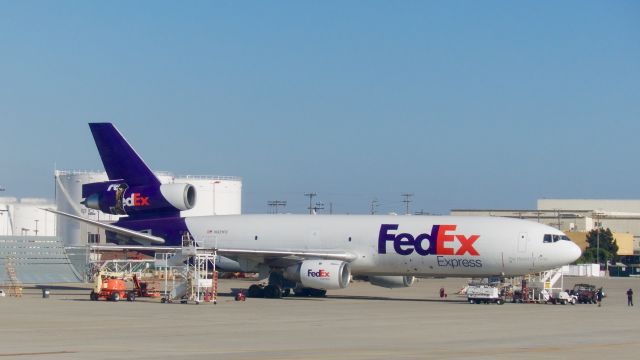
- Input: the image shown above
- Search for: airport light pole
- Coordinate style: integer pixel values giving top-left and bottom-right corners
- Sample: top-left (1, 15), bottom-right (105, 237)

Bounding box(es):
top-left (311, 202), bottom-right (324, 214)
top-left (370, 199), bottom-right (379, 215)
top-left (0, 210), bottom-right (7, 236)
top-left (401, 193), bottom-right (413, 215)
top-left (34, 219), bottom-right (39, 236)
top-left (594, 212), bottom-right (601, 266)
top-left (304, 193), bottom-right (317, 214)
top-left (267, 200), bottom-right (287, 214)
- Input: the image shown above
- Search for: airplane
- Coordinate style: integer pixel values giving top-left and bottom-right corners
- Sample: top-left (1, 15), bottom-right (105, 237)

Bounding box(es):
top-left (49, 123), bottom-right (582, 298)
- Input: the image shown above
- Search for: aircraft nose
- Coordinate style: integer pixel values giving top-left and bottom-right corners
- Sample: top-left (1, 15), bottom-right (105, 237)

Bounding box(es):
top-left (567, 242), bottom-right (582, 263)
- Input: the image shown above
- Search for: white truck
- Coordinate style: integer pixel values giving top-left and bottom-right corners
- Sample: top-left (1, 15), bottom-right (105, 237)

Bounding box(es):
top-left (467, 285), bottom-right (504, 305)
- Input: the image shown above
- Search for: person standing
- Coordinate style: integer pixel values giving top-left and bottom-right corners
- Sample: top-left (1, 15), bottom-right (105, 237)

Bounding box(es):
top-left (596, 288), bottom-right (603, 307)
top-left (627, 288), bottom-right (634, 307)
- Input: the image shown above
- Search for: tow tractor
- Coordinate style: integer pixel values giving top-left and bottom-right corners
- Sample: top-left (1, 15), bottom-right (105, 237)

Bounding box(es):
top-left (90, 271), bottom-right (136, 302)
top-left (132, 274), bottom-right (161, 298)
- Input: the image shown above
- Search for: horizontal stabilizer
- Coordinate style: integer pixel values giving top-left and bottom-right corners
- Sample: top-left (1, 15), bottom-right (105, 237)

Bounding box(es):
top-left (43, 208), bottom-right (165, 244)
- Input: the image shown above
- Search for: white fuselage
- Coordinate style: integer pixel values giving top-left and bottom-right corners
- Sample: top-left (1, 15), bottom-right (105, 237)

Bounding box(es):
top-left (186, 215), bottom-right (581, 277)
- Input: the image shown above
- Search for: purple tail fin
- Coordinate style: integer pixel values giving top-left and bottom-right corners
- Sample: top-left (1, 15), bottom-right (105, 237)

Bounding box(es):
top-left (89, 123), bottom-right (160, 187)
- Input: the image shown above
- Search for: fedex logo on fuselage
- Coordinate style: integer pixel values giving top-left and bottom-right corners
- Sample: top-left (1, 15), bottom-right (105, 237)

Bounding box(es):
top-left (378, 224), bottom-right (479, 256)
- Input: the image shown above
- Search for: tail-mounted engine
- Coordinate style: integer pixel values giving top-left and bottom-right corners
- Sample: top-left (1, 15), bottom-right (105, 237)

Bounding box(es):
top-left (82, 181), bottom-right (196, 216)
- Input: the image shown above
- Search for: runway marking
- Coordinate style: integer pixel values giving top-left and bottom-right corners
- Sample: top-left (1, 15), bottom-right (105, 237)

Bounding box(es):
top-left (0, 351), bottom-right (75, 357)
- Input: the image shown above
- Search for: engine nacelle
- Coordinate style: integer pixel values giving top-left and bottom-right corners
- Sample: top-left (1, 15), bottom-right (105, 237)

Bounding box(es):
top-left (159, 184), bottom-right (197, 211)
top-left (284, 260), bottom-right (351, 290)
top-left (82, 181), bottom-right (196, 216)
top-left (368, 276), bottom-right (415, 289)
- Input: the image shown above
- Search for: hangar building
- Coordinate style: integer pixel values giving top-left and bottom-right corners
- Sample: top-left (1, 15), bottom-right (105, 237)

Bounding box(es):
top-left (451, 199), bottom-right (640, 258)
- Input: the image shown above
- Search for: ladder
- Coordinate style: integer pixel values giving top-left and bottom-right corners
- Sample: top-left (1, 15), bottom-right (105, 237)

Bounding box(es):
top-left (4, 258), bottom-right (23, 297)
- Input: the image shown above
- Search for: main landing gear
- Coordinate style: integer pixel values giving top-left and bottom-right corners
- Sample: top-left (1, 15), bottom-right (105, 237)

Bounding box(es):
top-left (246, 272), bottom-right (327, 299)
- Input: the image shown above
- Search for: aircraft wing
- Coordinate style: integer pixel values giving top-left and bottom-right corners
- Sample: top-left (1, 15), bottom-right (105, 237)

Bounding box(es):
top-left (43, 208), bottom-right (166, 244)
top-left (215, 248), bottom-right (357, 265)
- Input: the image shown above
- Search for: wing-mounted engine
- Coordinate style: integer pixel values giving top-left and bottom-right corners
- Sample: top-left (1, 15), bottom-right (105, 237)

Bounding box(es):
top-left (368, 276), bottom-right (415, 289)
top-left (284, 260), bottom-right (351, 290)
top-left (82, 181), bottom-right (196, 216)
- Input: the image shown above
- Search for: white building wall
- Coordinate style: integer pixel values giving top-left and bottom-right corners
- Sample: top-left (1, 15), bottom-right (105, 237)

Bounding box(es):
top-left (177, 176), bottom-right (242, 217)
top-left (0, 197), bottom-right (56, 236)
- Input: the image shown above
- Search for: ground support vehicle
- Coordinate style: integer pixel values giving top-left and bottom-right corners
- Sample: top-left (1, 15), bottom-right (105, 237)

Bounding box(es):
top-left (544, 290), bottom-right (577, 305)
top-left (90, 272), bottom-right (136, 302)
top-left (571, 283), bottom-right (597, 304)
top-left (132, 274), bottom-right (161, 298)
top-left (467, 285), bottom-right (505, 305)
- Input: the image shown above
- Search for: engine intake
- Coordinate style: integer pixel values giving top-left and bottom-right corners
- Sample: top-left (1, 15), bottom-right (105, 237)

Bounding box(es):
top-left (160, 183), bottom-right (196, 211)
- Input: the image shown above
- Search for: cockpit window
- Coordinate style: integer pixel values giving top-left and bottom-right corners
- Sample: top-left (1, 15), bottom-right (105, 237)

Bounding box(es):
top-left (544, 234), bottom-right (571, 243)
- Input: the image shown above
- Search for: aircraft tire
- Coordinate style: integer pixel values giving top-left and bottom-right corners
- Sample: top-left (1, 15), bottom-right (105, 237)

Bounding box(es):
top-left (308, 289), bottom-right (327, 297)
top-left (293, 288), bottom-right (310, 297)
top-left (247, 284), bottom-right (265, 298)
top-left (264, 285), bottom-right (282, 299)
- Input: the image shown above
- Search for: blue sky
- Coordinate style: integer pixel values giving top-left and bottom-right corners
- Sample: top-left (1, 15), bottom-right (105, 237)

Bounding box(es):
top-left (0, 1), bottom-right (639, 214)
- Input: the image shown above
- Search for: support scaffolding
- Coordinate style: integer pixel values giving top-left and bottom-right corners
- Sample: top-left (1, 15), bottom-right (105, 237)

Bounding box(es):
top-left (156, 233), bottom-right (218, 304)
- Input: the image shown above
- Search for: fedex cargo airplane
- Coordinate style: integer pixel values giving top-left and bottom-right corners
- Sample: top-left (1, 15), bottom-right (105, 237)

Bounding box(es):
top-left (50, 123), bottom-right (581, 298)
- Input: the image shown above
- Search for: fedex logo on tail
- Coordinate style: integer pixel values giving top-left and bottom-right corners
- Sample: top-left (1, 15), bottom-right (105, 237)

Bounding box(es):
top-left (378, 224), bottom-right (479, 256)
top-left (106, 184), bottom-right (150, 209)
top-left (123, 193), bottom-right (150, 207)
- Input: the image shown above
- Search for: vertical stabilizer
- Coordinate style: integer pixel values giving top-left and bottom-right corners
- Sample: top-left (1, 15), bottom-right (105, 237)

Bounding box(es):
top-left (88, 123), bottom-right (160, 187)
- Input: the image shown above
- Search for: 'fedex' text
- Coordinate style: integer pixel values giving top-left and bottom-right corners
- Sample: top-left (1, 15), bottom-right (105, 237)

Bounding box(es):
top-left (378, 224), bottom-right (479, 256)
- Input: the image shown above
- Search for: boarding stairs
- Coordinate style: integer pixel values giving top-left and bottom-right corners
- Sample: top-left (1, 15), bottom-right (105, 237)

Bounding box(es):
top-left (155, 233), bottom-right (218, 304)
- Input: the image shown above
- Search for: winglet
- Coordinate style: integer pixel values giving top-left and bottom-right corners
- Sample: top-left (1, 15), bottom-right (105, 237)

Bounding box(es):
top-left (89, 123), bottom-right (160, 187)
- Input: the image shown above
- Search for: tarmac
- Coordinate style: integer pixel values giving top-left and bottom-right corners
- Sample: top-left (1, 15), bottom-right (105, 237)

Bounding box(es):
top-left (0, 276), bottom-right (638, 360)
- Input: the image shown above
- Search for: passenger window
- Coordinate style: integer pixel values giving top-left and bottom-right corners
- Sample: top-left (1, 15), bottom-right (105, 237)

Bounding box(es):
top-left (543, 234), bottom-right (552, 243)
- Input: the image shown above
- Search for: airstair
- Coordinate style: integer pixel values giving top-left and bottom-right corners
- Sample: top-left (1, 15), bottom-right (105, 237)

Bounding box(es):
top-left (155, 233), bottom-right (218, 304)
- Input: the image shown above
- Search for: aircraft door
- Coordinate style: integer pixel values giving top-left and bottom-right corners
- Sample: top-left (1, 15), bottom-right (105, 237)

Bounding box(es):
top-left (518, 233), bottom-right (527, 253)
